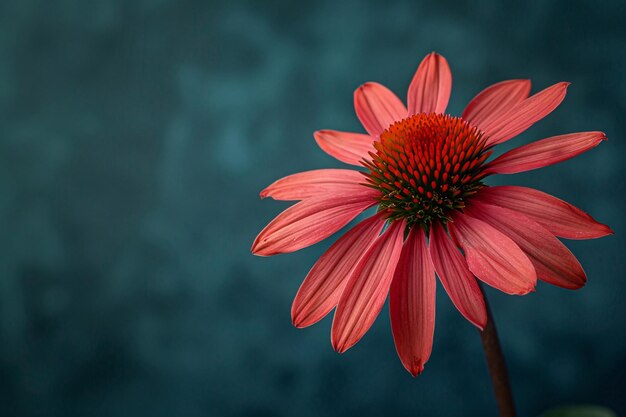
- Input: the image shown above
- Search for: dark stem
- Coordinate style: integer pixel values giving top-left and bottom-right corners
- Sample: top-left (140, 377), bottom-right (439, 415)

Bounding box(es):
top-left (478, 284), bottom-right (516, 417)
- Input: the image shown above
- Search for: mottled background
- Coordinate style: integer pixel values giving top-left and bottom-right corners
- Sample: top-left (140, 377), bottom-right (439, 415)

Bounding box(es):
top-left (0, 1), bottom-right (624, 416)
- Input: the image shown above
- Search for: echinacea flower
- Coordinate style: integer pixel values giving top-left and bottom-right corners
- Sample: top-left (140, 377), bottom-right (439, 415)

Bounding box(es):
top-left (252, 52), bottom-right (612, 376)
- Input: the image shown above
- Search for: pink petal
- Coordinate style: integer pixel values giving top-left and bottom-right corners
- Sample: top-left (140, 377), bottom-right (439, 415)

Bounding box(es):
top-left (261, 169), bottom-right (366, 201)
top-left (485, 131), bottom-right (606, 174)
top-left (428, 222), bottom-right (487, 329)
top-left (476, 186), bottom-right (613, 240)
top-left (354, 82), bottom-right (407, 137)
top-left (331, 219), bottom-right (406, 353)
top-left (482, 82), bottom-right (570, 147)
top-left (314, 130), bottom-right (375, 166)
top-left (291, 212), bottom-right (387, 328)
top-left (407, 52), bottom-right (452, 115)
top-left (464, 201), bottom-right (586, 289)
top-left (462, 79), bottom-right (531, 129)
top-left (449, 212), bottom-right (536, 295)
top-left (251, 189), bottom-right (379, 256)
top-left (389, 227), bottom-right (436, 376)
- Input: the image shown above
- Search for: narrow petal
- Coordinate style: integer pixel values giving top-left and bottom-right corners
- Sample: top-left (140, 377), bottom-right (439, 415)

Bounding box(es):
top-left (291, 212), bottom-right (386, 328)
top-left (429, 222), bottom-right (487, 329)
top-left (485, 131), bottom-right (606, 174)
top-left (465, 201), bottom-right (586, 289)
top-left (449, 212), bottom-right (536, 295)
top-left (314, 130), bottom-right (375, 166)
top-left (476, 186), bottom-right (613, 240)
top-left (252, 189), bottom-right (378, 256)
top-left (331, 219), bottom-right (406, 353)
top-left (407, 52), bottom-right (452, 115)
top-left (482, 82), bottom-right (570, 146)
top-left (389, 227), bottom-right (436, 376)
top-left (261, 169), bottom-right (366, 201)
top-left (354, 82), bottom-right (407, 137)
top-left (462, 79), bottom-right (531, 129)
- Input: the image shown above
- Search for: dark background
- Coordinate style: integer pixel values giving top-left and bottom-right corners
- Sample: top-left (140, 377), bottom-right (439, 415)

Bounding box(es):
top-left (0, 1), bottom-right (624, 416)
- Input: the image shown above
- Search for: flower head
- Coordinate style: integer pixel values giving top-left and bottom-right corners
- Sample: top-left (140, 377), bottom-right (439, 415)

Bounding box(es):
top-left (364, 113), bottom-right (490, 227)
top-left (252, 52), bottom-right (612, 376)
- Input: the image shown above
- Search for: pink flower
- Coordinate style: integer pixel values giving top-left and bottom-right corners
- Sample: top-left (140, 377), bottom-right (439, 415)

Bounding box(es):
top-left (252, 52), bottom-right (612, 376)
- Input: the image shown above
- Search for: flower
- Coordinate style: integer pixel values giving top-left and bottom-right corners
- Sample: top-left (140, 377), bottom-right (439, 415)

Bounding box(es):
top-left (251, 52), bottom-right (613, 376)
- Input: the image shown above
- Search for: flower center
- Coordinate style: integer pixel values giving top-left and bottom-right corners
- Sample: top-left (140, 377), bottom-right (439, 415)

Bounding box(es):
top-left (363, 113), bottom-right (492, 229)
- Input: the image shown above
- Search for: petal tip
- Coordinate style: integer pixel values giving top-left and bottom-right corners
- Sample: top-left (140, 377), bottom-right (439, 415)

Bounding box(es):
top-left (312, 129), bottom-right (326, 139)
top-left (251, 238), bottom-right (272, 257)
top-left (291, 315), bottom-right (307, 329)
top-left (312, 131), bottom-right (328, 149)
top-left (331, 330), bottom-right (356, 354)
top-left (567, 281), bottom-right (587, 290)
top-left (406, 361), bottom-right (425, 377)
top-left (522, 281), bottom-right (538, 295)
top-left (291, 304), bottom-right (315, 329)
top-left (358, 81), bottom-right (387, 92)
top-left (251, 238), bottom-right (259, 253)
top-left (428, 51), bottom-right (445, 59)
top-left (509, 78), bottom-right (531, 87)
top-left (475, 316), bottom-right (487, 331)
top-left (290, 307), bottom-right (301, 327)
top-left (598, 223), bottom-right (614, 237)
top-left (332, 339), bottom-right (348, 354)
top-left (467, 311), bottom-right (487, 331)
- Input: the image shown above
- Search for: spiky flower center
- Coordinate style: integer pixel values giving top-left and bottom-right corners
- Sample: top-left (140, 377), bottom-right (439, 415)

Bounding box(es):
top-left (363, 113), bottom-right (492, 229)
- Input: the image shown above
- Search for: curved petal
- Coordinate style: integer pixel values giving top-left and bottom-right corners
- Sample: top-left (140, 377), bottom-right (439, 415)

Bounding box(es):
top-left (428, 222), bottom-right (487, 329)
top-left (261, 169), bottom-right (366, 201)
top-left (314, 130), bottom-right (375, 166)
top-left (485, 131), bottom-right (606, 174)
top-left (390, 227), bottom-right (436, 376)
top-left (462, 79), bottom-right (531, 129)
top-left (354, 82), bottom-right (407, 137)
top-left (331, 219), bottom-right (406, 353)
top-left (464, 201), bottom-right (586, 289)
top-left (449, 212), bottom-right (536, 295)
top-left (482, 82), bottom-right (570, 146)
top-left (476, 186), bottom-right (613, 240)
top-left (291, 212), bottom-right (386, 328)
top-left (407, 52), bottom-right (452, 115)
top-left (252, 189), bottom-right (378, 256)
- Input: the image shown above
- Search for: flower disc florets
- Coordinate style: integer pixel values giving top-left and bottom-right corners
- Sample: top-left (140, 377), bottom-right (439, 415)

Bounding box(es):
top-left (363, 113), bottom-right (492, 228)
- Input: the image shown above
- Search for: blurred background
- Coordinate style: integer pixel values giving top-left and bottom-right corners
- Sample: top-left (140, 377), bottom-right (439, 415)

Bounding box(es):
top-left (0, 0), bottom-right (624, 416)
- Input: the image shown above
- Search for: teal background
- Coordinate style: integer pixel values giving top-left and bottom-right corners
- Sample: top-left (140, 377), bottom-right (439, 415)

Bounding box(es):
top-left (0, 1), bottom-right (624, 416)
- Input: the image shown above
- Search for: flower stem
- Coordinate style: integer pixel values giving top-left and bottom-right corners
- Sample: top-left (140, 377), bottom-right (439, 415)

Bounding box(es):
top-left (478, 284), bottom-right (516, 417)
